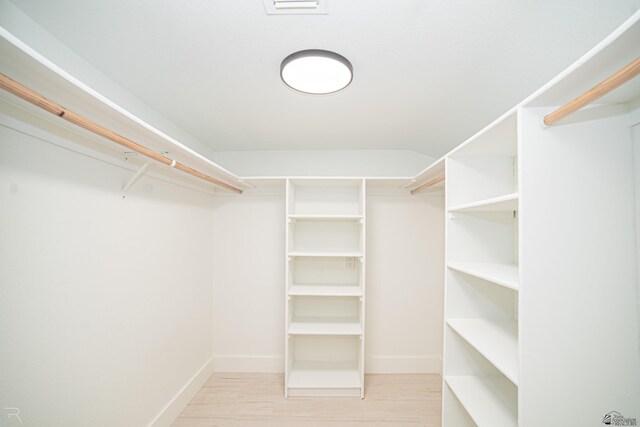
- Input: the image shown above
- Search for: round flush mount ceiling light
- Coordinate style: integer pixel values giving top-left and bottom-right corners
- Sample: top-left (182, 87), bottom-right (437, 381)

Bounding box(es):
top-left (280, 50), bottom-right (353, 95)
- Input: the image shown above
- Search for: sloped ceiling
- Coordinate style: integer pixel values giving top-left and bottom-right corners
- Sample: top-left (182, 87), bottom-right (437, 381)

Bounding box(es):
top-left (8, 0), bottom-right (640, 157)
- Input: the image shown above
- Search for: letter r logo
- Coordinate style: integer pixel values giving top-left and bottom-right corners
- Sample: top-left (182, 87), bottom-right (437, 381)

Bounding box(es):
top-left (4, 407), bottom-right (23, 423)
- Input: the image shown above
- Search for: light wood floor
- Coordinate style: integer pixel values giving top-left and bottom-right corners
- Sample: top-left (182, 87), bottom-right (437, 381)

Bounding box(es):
top-left (172, 373), bottom-right (442, 426)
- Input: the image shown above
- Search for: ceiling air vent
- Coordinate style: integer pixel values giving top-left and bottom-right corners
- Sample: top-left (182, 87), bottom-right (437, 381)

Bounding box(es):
top-left (264, 0), bottom-right (328, 15)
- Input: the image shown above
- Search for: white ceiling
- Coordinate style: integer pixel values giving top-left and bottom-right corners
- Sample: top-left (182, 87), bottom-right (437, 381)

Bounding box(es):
top-left (8, 0), bottom-right (640, 157)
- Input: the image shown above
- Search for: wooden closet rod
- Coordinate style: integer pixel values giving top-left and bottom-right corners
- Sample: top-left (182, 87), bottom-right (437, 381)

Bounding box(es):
top-left (543, 57), bottom-right (640, 126)
top-left (410, 175), bottom-right (445, 195)
top-left (0, 72), bottom-right (243, 194)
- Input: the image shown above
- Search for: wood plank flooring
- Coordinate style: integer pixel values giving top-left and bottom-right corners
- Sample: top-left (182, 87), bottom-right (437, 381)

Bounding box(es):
top-left (172, 373), bottom-right (442, 426)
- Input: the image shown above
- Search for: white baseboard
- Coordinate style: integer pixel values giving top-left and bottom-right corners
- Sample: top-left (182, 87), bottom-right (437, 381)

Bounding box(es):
top-left (213, 355), bottom-right (283, 372)
top-left (366, 355), bottom-right (442, 374)
top-left (210, 355), bottom-right (442, 374)
top-left (148, 357), bottom-right (215, 427)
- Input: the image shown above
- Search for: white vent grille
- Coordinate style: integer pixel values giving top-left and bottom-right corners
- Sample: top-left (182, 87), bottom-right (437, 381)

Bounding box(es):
top-left (264, 0), bottom-right (328, 15)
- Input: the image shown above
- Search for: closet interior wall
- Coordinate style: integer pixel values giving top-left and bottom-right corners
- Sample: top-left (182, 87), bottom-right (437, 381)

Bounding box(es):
top-left (0, 100), bottom-right (217, 426)
top-left (634, 113), bottom-right (640, 337)
top-left (517, 103), bottom-right (639, 426)
top-left (210, 183), bottom-right (445, 376)
top-left (2, 2), bottom-right (639, 426)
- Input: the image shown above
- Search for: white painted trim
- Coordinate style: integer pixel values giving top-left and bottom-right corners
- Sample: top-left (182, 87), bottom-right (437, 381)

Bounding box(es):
top-left (411, 157), bottom-right (446, 187)
top-left (210, 355), bottom-right (442, 374)
top-left (216, 186), bottom-right (441, 198)
top-left (240, 176), bottom-right (416, 181)
top-left (366, 356), bottom-right (443, 374)
top-left (148, 357), bottom-right (215, 427)
top-left (213, 355), bottom-right (284, 373)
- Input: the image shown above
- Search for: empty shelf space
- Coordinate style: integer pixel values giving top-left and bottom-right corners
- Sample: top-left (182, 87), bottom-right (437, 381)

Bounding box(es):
top-left (288, 179), bottom-right (363, 218)
top-left (289, 317), bottom-right (362, 335)
top-left (288, 214), bottom-right (363, 221)
top-left (288, 250), bottom-right (363, 258)
top-left (448, 263), bottom-right (519, 290)
top-left (446, 375), bottom-right (517, 427)
top-left (287, 361), bottom-right (361, 389)
top-left (447, 319), bottom-right (518, 385)
top-left (449, 193), bottom-right (518, 213)
top-left (289, 284), bottom-right (362, 297)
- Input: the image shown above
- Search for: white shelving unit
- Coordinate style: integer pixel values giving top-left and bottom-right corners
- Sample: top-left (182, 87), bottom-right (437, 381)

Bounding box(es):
top-left (287, 359), bottom-right (361, 390)
top-left (285, 178), bottom-right (366, 398)
top-left (441, 14), bottom-right (640, 424)
top-left (445, 375), bottom-right (518, 427)
top-left (447, 319), bottom-right (518, 385)
top-left (288, 214), bottom-right (364, 221)
top-left (443, 111), bottom-right (520, 425)
top-left (448, 193), bottom-right (518, 213)
top-left (288, 284), bottom-right (362, 297)
top-left (288, 250), bottom-right (363, 257)
top-left (447, 263), bottom-right (519, 291)
top-left (289, 317), bottom-right (362, 335)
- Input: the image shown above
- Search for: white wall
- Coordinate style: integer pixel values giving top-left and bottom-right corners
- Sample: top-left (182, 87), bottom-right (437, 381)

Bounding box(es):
top-left (211, 192), bottom-right (286, 371)
top-left (0, 116), bottom-right (215, 426)
top-left (519, 106), bottom-right (640, 425)
top-left (211, 188), bottom-right (445, 374)
top-left (366, 192), bottom-right (445, 372)
top-left (632, 104), bottom-right (640, 346)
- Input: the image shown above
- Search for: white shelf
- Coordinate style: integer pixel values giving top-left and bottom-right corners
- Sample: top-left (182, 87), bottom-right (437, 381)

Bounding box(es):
top-left (288, 214), bottom-right (363, 221)
top-left (289, 284), bottom-right (362, 297)
top-left (447, 319), bottom-right (518, 385)
top-left (288, 250), bottom-right (363, 258)
top-left (289, 316), bottom-right (362, 335)
top-left (285, 178), bottom-right (365, 397)
top-left (446, 375), bottom-right (518, 427)
top-left (287, 361), bottom-right (361, 389)
top-left (449, 193), bottom-right (519, 213)
top-left (448, 263), bottom-right (519, 291)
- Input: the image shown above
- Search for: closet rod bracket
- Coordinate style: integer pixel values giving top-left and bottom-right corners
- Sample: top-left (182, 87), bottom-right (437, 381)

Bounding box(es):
top-left (122, 162), bottom-right (151, 198)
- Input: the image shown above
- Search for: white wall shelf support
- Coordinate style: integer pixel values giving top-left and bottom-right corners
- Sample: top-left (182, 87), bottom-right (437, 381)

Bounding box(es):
top-left (122, 161), bottom-right (151, 198)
